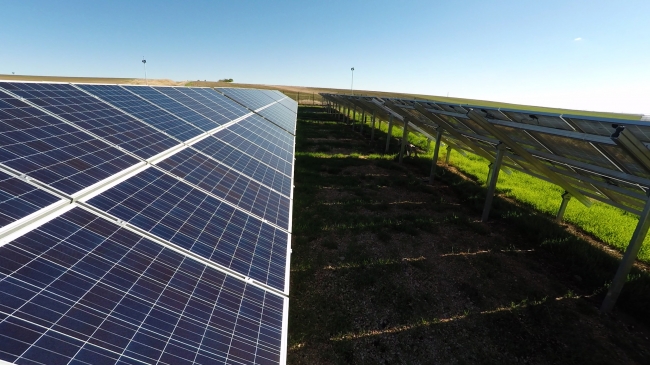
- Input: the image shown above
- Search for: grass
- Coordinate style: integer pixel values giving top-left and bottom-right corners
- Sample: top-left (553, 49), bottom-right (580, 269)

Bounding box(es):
top-left (288, 106), bottom-right (650, 364)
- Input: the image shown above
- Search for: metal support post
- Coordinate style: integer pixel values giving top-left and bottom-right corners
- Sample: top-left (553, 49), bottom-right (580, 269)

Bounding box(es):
top-left (429, 129), bottom-right (443, 183)
top-left (385, 115), bottom-right (394, 153)
top-left (427, 138), bottom-right (431, 149)
top-left (556, 192), bottom-right (572, 222)
top-left (399, 119), bottom-right (409, 164)
top-left (601, 192), bottom-right (650, 312)
top-left (370, 112), bottom-right (376, 141)
top-left (481, 144), bottom-right (505, 222)
top-left (445, 145), bottom-right (452, 165)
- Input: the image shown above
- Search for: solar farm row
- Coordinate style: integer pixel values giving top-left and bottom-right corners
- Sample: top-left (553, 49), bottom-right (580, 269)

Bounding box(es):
top-left (0, 82), bottom-right (297, 365)
top-left (322, 92), bottom-right (650, 313)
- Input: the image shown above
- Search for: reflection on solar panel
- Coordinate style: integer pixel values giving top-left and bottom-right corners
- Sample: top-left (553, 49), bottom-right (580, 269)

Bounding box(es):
top-left (321, 91), bottom-right (650, 312)
top-left (0, 81), bottom-right (295, 364)
top-left (217, 88), bottom-right (297, 134)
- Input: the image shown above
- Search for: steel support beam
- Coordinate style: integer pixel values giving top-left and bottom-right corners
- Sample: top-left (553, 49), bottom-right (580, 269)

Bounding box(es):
top-left (371, 112), bottom-right (376, 141)
top-left (399, 118), bottom-right (409, 164)
top-left (482, 144), bottom-right (506, 222)
top-left (385, 114), bottom-right (393, 153)
top-left (612, 126), bottom-right (650, 174)
top-left (556, 192), bottom-right (572, 222)
top-left (430, 129), bottom-right (443, 183)
top-left (601, 191), bottom-right (650, 312)
top-left (467, 110), bottom-right (592, 208)
top-left (413, 104), bottom-right (497, 163)
top-left (360, 110), bottom-right (365, 135)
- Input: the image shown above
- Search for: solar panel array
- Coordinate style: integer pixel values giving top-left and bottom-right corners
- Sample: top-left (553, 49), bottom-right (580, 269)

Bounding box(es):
top-left (321, 93), bottom-right (650, 215)
top-left (0, 81), bottom-right (297, 365)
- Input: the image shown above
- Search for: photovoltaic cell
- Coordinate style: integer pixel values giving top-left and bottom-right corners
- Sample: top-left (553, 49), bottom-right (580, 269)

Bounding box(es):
top-left (255, 104), bottom-right (297, 134)
top-left (122, 86), bottom-right (221, 132)
top-left (76, 84), bottom-right (204, 142)
top-left (210, 130), bottom-right (292, 178)
top-left (0, 171), bottom-right (61, 230)
top-left (191, 137), bottom-right (292, 196)
top-left (0, 208), bottom-right (284, 365)
top-left (214, 115), bottom-right (294, 169)
top-left (0, 90), bottom-right (139, 194)
top-left (174, 88), bottom-right (250, 122)
top-left (86, 168), bottom-right (288, 291)
top-left (1, 82), bottom-right (179, 160)
top-left (217, 88), bottom-right (276, 111)
top-left (155, 148), bottom-right (290, 228)
top-left (232, 115), bottom-right (294, 159)
top-left (152, 87), bottom-right (236, 127)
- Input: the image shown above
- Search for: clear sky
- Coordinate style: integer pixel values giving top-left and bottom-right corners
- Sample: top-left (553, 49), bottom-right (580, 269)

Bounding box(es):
top-left (1, 0), bottom-right (648, 114)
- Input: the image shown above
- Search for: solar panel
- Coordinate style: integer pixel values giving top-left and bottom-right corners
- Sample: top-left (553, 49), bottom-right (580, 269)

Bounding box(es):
top-left (1, 82), bottom-right (179, 160)
top-left (76, 84), bottom-right (204, 142)
top-left (0, 81), bottom-right (296, 365)
top-left (0, 170), bottom-right (62, 230)
top-left (0, 208), bottom-right (285, 365)
top-left (192, 137), bottom-right (293, 197)
top-left (217, 88), bottom-right (276, 111)
top-left (122, 86), bottom-right (227, 132)
top-left (0, 89), bottom-right (139, 195)
top-left (217, 88), bottom-right (297, 133)
top-left (85, 168), bottom-right (288, 292)
top-left (154, 148), bottom-right (290, 228)
top-left (173, 88), bottom-right (251, 122)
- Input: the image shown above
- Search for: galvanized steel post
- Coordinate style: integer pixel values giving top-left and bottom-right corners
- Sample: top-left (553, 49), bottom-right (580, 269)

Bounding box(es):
top-left (399, 118), bottom-right (409, 164)
top-left (556, 192), bottom-right (572, 222)
top-left (385, 114), bottom-right (393, 153)
top-left (429, 129), bottom-right (443, 184)
top-left (601, 191), bottom-right (650, 312)
top-left (482, 143), bottom-right (505, 222)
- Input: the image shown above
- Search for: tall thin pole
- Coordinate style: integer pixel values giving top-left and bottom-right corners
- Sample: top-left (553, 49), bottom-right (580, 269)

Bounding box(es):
top-left (351, 67), bottom-right (354, 96)
top-left (142, 57), bottom-right (147, 85)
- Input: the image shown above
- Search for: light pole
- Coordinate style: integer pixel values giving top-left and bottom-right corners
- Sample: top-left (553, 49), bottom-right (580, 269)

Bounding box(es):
top-left (142, 57), bottom-right (147, 85)
top-left (350, 67), bottom-right (355, 95)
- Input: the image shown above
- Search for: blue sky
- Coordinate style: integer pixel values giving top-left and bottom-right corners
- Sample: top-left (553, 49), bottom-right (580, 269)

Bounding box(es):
top-left (1, 0), bottom-right (648, 114)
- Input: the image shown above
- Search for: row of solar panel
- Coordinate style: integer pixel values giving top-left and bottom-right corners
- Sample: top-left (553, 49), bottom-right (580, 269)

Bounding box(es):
top-left (0, 83), bottom-right (294, 226)
top-left (0, 83), bottom-right (297, 364)
top-left (324, 93), bottom-right (649, 214)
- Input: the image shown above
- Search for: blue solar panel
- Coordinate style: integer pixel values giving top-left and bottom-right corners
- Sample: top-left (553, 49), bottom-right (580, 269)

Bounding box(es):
top-left (191, 138), bottom-right (292, 197)
top-left (0, 81), bottom-right (295, 365)
top-left (217, 88), bottom-right (296, 133)
top-left (1, 82), bottom-right (179, 160)
top-left (76, 84), bottom-right (204, 142)
top-left (217, 88), bottom-right (276, 111)
top-left (155, 148), bottom-right (290, 228)
top-left (210, 129), bottom-right (293, 177)
top-left (0, 89), bottom-right (139, 194)
top-left (226, 115), bottom-right (295, 164)
top-left (255, 103), bottom-right (297, 133)
top-left (179, 88), bottom-right (251, 121)
top-left (153, 87), bottom-right (245, 127)
top-left (0, 208), bottom-right (285, 365)
top-left (122, 86), bottom-right (221, 132)
top-left (0, 170), bottom-right (61, 229)
top-left (86, 168), bottom-right (288, 291)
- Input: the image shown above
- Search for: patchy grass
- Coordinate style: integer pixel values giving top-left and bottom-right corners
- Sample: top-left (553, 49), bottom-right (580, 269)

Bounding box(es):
top-left (288, 106), bottom-right (650, 365)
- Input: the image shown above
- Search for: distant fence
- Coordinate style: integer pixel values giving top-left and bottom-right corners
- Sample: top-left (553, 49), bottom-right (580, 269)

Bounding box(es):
top-left (282, 91), bottom-right (325, 106)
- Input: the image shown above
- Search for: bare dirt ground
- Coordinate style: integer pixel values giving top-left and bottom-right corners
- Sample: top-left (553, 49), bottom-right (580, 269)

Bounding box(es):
top-left (288, 107), bottom-right (650, 365)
